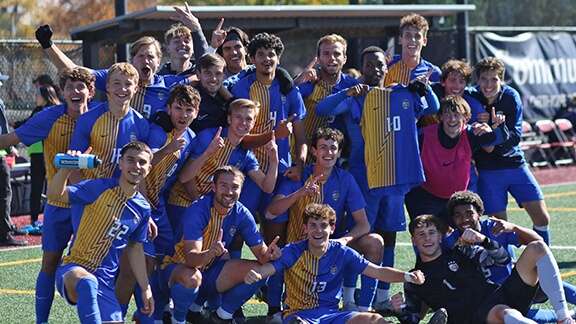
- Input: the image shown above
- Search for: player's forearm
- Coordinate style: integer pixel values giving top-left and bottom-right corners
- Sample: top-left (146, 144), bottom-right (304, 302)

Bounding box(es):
top-left (150, 146), bottom-right (173, 166)
top-left (266, 194), bottom-right (300, 218)
top-left (46, 169), bottom-right (72, 203)
top-left (44, 45), bottom-right (80, 72)
top-left (126, 242), bottom-right (150, 290)
top-left (293, 121), bottom-right (307, 166)
top-left (316, 90), bottom-right (348, 116)
top-left (512, 225), bottom-right (542, 245)
top-left (0, 133), bottom-right (19, 150)
top-left (241, 132), bottom-right (273, 150)
top-left (346, 210), bottom-right (371, 242)
top-left (364, 263), bottom-right (410, 283)
top-left (255, 263), bottom-right (277, 279)
top-left (422, 86), bottom-right (440, 115)
top-left (185, 249), bottom-right (214, 268)
top-left (260, 161), bottom-right (278, 193)
top-left (178, 155), bottom-right (206, 183)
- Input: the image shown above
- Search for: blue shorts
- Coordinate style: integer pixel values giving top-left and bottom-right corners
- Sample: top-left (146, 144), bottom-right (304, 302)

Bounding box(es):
top-left (284, 307), bottom-right (358, 324)
top-left (56, 263), bottom-right (123, 322)
top-left (42, 204), bottom-right (73, 252)
top-left (478, 166), bottom-right (544, 214)
top-left (199, 259), bottom-right (227, 295)
top-left (166, 204), bottom-right (187, 239)
top-left (363, 187), bottom-right (408, 232)
top-left (143, 208), bottom-right (174, 258)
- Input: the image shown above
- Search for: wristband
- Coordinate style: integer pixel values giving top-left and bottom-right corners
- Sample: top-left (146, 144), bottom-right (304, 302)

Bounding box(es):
top-left (404, 272), bottom-right (415, 283)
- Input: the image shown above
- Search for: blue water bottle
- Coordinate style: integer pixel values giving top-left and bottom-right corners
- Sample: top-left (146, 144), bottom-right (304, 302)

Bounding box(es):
top-left (54, 153), bottom-right (101, 169)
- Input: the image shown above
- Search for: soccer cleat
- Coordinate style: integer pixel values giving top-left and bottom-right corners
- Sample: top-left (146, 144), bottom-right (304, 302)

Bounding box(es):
top-left (208, 311), bottom-right (233, 324)
top-left (233, 308), bottom-right (246, 324)
top-left (186, 310), bottom-right (205, 324)
top-left (427, 308), bottom-right (448, 324)
top-left (266, 311), bottom-right (283, 324)
top-left (286, 315), bottom-right (305, 324)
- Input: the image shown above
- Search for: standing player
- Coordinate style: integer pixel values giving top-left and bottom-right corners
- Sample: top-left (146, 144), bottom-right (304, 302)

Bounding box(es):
top-left (0, 67), bottom-right (95, 323)
top-left (398, 214), bottom-right (574, 324)
top-left (317, 46), bottom-right (439, 311)
top-left (404, 95), bottom-right (508, 220)
top-left (471, 57), bottom-right (552, 244)
top-left (295, 34), bottom-right (359, 139)
top-left (266, 127), bottom-right (383, 315)
top-left (69, 63), bottom-right (149, 181)
top-left (46, 141), bottom-right (154, 324)
top-left (245, 203), bottom-right (426, 324)
top-left (162, 166), bottom-right (282, 323)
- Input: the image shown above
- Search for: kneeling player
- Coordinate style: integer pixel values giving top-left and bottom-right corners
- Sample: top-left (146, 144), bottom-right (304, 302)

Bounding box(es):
top-left (245, 203), bottom-right (424, 324)
top-left (161, 166), bottom-right (281, 323)
top-left (46, 142), bottom-right (154, 323)
top-left (399, 215), bottom-right (574, 324)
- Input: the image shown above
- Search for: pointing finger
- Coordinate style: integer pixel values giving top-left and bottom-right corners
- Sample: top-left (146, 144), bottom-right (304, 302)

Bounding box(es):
top-left (215, 17), bottom-right (225, 31)
top-left (270, 235), bottom-right (280, 247)
top-left (214, 126), bottom-right (222, 138)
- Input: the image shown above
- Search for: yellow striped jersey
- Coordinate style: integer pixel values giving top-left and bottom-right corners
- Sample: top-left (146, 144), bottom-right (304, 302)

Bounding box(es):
top-left (271, 240), bottom-right (369, 316)
top-left (15, 104), bottom-right (78, 207)
top-left (70, 103), bottom-right (149, 180)
top-left (286, 175), bottom-right (324, 243)
top-left (249, 80), bottom-right (274, 172)
top-left (163, 194), bottom-right (263, 270)
top-left (62, 178), bottom-right (150, 284)
top-left (383, 55), bottom-right (442, 87)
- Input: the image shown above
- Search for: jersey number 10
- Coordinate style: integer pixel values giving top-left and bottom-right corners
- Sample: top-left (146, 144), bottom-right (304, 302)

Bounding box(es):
top-left (386, 116), bottom-right (402, 132)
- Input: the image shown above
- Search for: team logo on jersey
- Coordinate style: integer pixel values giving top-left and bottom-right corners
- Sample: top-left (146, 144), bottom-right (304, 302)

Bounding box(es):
top-left (331, 191), bottom-right (340, 202)
top-left (448, 260), bottom-right (459, 272)
top-left (130, 132), bottom-right (137, 142)
top-left (402, 99), bottom-right (410, 110)
top-left (158, 91), bottom-right (165, 101)
top-left (330, 265), bottom-right (338, 275)
top-left (229, 226), bottom-right (237, 238)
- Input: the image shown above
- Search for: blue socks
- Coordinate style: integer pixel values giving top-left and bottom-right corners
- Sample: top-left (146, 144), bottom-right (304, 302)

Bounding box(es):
top-left (533, 225), bottom-right (550, 245)
top-left (222, 281), bottom-right (265, 315)
top-left (171, 283), bottom-right (199, 322)
top-left (377, 247), bottom-right (395, 291)
top-left (358, 274), bottom-right (377, 308)
top-left (266, 270), bottom-right (284, 309)
top-left (35, 271), bottom-right (55, 324)
top-left (75, 276), bottom-right (101, 324)
top-left (229, 249), bottom-right (242, 259)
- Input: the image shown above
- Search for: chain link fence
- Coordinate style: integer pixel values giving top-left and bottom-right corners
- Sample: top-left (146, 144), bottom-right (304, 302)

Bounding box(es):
top-left (0, 39), bottom-right (82, 123)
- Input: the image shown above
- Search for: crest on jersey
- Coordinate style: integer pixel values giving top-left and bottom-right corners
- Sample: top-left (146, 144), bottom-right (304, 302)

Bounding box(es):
top-left (330, 265), bottom-right (338, 275)
top-left (229, 226), bottom-right (237, 238)
top-left (158, 91), bottom-right (165, 101)
top-left (402, 99), bottom-right (410, 110)
top-left (331, 190), bottom-right (340, 202)
top-left (448, 260), bottom-right (459, 272)
top-left (130, 132), bottom-right (137, 142)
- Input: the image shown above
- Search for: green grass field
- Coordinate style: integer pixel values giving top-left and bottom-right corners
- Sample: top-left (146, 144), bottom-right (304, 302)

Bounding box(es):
top-left (1, 183), bottom-right (576, 323)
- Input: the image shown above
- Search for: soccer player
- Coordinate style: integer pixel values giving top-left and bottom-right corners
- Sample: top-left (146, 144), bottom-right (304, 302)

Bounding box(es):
top-left (0, 67), bottom-right (95, 323)
top-left (294, 34), bottom-right (359, 138)
top-left (384, 13), bottom-right (441, 87)
top-left (317, 46), bottom-right (439, 311)
top-left (398, 214), bottom-right (574, 324)
top-left (212, 23), bottom-right (251, 78)
top-left (162, 166), bottom-right (282, 323)
top-left (470, 57), bottom-right (552, 245)
top-left (189, 53), bottom-right (229, 134)
top-left (444, 191), bottom-right (576, 323)
top-left (404, 95), bottom-right (508, 220)
top-left (245, 203), bottom-right (425, 324)
top-left (46, 141), bottom-right (154, 324)
top-left (157, 5), bottom-right (210, 76)
top-left (35, 16), bottom-right (197, 119)
top-left (69, 63), bottom-right (149, 181)
top-left (266, 127), bottom-right (383, 315)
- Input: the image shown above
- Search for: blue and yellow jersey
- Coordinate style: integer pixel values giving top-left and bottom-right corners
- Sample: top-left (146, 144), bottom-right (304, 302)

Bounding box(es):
top-left (273, 240), bottom-right (369, 316)
top-left (231, 73), bottom-right (306, 173)
top-left (317, 85), bottom-right (439, 193)
top-left (383, 55), bottom-right (441, 87)
top-left (69, 102), bottom-right (149, 180)
top-left (166, 127), bottom-right (259, 208)
top-left (93, 69), bottom-right (188, 119)
top-left (163, 193), bottom-right (262, 269)
top-left (63, 178), bottom-right (150, 284)
top-left (277, 165), bottom-right (366, 243)
top-left (298, 73), bottom-right (359, 137)
top-left (145, 123), bottom-right (196, 209)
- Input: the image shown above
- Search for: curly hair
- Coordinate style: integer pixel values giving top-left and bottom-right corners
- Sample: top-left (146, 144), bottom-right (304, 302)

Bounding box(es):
top-left (303, 203), bottom-right (336, 225)
top-left (59, 67), bottom-right (95, 93)
top-left (247, 32), bottom-right (284, 58)
top-left (446, 191), bottom-right (485, 218)
top-left (311, 127), bottom-right (344, 150)
top-left (439, 95), bottom-right (471, 121)
top-left (441, 59), bottom-right (473, 83)
top-left (474, 57), bottom-right (505, 80)
top-left (399, 13), bottom-right (429, 35)
top-left (167, 85), bottom-right (200, 108)
top-left (409, 214), bottom-right (447, 236)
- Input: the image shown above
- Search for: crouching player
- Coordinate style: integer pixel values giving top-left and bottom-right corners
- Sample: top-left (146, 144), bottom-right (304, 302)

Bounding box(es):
top-left (245, 203), bottom-right (425, 324)
top-left (46, 142), bottom-right (154, 323)
top-left (161, 166), bottom-right (281, 323)
top-left (266, 127), bottom-right (384, 314)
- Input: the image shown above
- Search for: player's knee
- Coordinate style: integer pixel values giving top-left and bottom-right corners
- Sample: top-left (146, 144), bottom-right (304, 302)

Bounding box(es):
top-left (362, 234), bottom-right (384, 258)
top-left (525, 240), bottom-right (547, 259)
top-left (348, 312), bottom-right (386, 323)
top-left (41, 253), bottom-right (62, 274)
top-left (182, 272), bottom-right (202, 289)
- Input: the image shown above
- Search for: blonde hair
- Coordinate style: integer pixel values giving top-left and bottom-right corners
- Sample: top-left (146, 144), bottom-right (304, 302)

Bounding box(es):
top-left (130, 36), bottom-right (162, 62)
top-left (316, 34), bottom-right (347, 55)
top-left (164, 24), bottom-right (192, 44)
top-left (106, 62), bottom-right (139, 84)
top-left (228, 98), bottom-right (260, 115)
